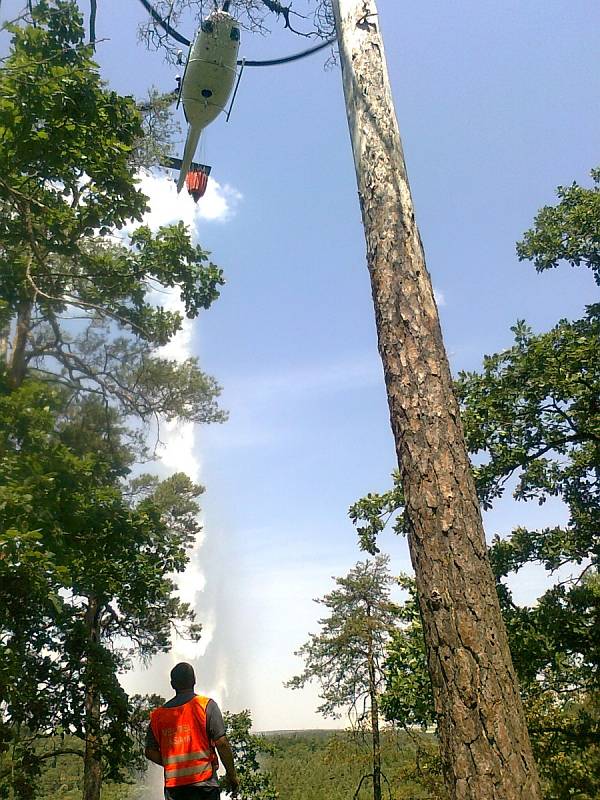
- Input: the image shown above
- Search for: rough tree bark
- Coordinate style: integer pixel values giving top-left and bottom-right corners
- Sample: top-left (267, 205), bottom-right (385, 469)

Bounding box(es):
top-left (331, 2), bottom-right (542, 798)
top-left (83, 595), bottom-right (103, 800)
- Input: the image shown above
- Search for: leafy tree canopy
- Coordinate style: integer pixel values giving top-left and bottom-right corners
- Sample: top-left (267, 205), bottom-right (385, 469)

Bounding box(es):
top-left (516, 167), bottom-right (600, 308)
top-left (0, 379), bottom-right (203, 796)
top-left (379, 577), bottom-right (434, 732)
top-left (0, 5), bottom-right (227, 797)
top-left (0, 1), bottom-right (225, 432)
top-left (222, 710), bottom-right (279, 800)
top-left (349, 472), bottom-right (404, 555)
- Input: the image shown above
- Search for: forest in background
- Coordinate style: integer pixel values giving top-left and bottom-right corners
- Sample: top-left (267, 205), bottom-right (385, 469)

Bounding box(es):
top-left (28, 729), bottom-right (443, 800)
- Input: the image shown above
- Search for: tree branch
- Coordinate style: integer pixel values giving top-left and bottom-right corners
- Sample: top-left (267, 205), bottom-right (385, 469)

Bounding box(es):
top-left (258, 0), bottom-right (314, 37)
top-left (89, 0), bottom-right (97, 48)
top-left (37, 748), bottom-right (85, 761)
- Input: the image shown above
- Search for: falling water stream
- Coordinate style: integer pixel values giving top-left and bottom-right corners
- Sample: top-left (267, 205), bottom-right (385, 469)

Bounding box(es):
top-left (155, 286), bottom-right (231, 704)
top-left (120, 172), bottom-right (240, 797)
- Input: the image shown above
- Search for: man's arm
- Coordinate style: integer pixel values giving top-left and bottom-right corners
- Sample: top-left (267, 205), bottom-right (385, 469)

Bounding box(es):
top-left (214, 735), bottom-right (239, 796)
top-left (144, 746), bottom-right (163, 766)
top-left (145, 722), bottom-right (163, 766)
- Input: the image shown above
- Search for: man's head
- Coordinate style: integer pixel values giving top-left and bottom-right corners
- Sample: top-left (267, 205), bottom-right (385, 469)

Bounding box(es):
top-left (170, 662), bottom-right (196, 692)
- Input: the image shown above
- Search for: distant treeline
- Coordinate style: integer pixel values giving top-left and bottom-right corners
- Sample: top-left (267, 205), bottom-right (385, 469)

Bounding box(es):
top-left (28, 729), bottom-right (444, 800)
top-left (262, 728), bottom-right (444, 800)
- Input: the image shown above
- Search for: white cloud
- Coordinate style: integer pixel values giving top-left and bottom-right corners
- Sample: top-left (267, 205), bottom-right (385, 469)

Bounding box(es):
top-left (158, 417), bottom-right (201, 482)
top-left (136, 169), bottom-right (242, 234)
top-left (434, 287), bottom-right (446, 307)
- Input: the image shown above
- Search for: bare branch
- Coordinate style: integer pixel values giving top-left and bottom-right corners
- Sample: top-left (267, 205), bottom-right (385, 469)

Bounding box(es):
top-left (258, 0), bottom-right (315, 37)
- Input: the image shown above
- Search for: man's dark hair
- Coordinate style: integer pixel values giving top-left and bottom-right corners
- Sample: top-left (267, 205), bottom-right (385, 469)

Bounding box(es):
top-left (170, 662), bottom-right (196, 691)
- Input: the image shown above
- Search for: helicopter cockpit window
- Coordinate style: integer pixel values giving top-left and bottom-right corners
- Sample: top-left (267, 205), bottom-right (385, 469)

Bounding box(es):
top-left (201, 20), bottom-right (214, 33)
top-left (230, 27), bottom-right (240, 41)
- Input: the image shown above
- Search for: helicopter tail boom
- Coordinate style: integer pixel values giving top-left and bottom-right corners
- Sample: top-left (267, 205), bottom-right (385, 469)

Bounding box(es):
top-left (176, 125), bottom-right (202, 193)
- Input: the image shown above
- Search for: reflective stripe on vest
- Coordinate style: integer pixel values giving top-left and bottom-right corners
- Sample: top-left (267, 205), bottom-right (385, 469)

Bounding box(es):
top-left (166, 763), bottom-right (212, 779)
top-left (164, 750), bottom-right (212, 765)
top-left (150, 695), bottom-right (216, 788)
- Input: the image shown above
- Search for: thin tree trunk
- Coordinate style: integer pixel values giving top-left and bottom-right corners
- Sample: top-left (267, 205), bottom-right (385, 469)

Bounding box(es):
top-left (366, 609), bottom-right (381, 800)
top-left (89, 0), bottom-right (97, 48)
top-left (0, 314), bottom-right (10, 368)
top-left (332, 2), bottom-right (542, 798)
top-left (8, 299), bottom-right (32, 389)
top-left (83, 595), bottom-right (102, 800)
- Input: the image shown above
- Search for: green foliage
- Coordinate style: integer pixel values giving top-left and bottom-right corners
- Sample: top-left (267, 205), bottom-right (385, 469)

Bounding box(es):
top-left (457, 317), bottom-right (600, 799)
top-left (2, 736), bottom-right (148, 799)
top-left (0, 4), bottom-right (228, 797)
top-left (0, 380), bottom-right (203, 796)
top-left (132, 88), bottom-right (181, 170)
top-left (263, 729), bottom-right (445, 800)
top-left (456, 171), bottom-right (600, 798)
top-left (379, 577), bottom-right (434, 731)
top-left (457, 315), bottom-right (599, 516)
top-left (222, 710), bottom-right (278, 800)
top-left (286, 556), bottom-right (398, 723)
top-left (0, 1), bottom-right (146, 245)
top-left (13, 728), bottom-right (447, 800)
top-left (0, 1), bottom-right (225, 428)
top-left (382, 573), bottom-right (600, 800)
top-left (348, 472), bottom-right (405, 555)
top-left (516, 168), bottom-right (600, 296)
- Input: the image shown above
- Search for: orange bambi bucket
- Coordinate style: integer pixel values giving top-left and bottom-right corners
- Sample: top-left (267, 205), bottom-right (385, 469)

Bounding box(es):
top-left (185, 167), bottom-right (209, 202)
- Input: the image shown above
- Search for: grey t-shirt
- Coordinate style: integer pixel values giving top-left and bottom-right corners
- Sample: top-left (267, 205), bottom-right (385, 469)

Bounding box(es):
top-left (146, 692), bottom-right (226, 788)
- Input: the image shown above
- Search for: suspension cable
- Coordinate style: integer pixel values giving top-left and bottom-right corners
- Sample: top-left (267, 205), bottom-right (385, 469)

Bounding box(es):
top-left (135, 0), bottom-right (337, 66)
top-left (242, 36), bottom-right (335, 67)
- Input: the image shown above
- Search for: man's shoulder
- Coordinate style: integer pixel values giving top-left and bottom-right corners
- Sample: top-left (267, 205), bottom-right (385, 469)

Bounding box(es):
top-left (195, 694), bottom-right (216, 708)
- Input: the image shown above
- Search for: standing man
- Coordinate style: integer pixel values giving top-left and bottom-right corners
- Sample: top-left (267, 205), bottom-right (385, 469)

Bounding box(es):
top-left (145, 662), bottom-right (240, 799)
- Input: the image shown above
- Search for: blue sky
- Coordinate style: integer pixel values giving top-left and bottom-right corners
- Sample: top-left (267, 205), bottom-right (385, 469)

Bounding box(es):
top-left (2, 0), bottom-right (598, 732)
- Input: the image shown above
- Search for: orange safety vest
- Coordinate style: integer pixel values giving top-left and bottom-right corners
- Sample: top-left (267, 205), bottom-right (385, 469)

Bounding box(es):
top-left (150, 695), bottom-right (218, 788)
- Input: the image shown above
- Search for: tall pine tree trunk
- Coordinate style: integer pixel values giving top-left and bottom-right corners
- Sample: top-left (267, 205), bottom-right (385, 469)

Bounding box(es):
top-left (83, 595), bottom-right (102, 800)
top-left (366, 609), bottom-right (381, 800)
top-left (331, 2), bottom-right (541, 798)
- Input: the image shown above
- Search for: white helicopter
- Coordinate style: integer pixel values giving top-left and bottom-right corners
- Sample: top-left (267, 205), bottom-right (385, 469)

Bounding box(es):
top-left (145, 0), bottom-right (335, 200)
top-left (163, 3), bottom-right (240, 201)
